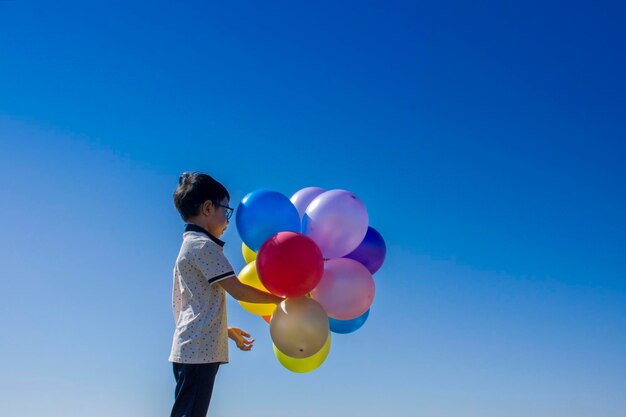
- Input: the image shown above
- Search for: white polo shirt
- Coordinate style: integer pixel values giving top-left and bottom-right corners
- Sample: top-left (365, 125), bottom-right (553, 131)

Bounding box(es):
top-left (169, 224), bottom-right (236, 364)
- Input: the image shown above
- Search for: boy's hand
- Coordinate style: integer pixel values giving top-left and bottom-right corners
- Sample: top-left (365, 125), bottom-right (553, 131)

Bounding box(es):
top-left (228, 327), bottom-right (255, 351)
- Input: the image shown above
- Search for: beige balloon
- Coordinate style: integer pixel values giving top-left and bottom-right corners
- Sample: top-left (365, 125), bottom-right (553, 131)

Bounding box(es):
top-left (270, 297), bottom-right (329, 359)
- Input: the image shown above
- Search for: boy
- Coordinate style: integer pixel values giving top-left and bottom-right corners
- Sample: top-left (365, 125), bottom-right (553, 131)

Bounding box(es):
top-left (169, 172), bottom-right (283, 417)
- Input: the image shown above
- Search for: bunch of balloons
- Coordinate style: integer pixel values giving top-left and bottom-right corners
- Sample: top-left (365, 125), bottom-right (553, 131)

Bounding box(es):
top-left (235, 187), bottom-right (386, 373)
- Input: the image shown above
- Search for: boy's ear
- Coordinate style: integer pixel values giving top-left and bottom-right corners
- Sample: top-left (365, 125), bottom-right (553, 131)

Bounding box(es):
top-left (202, 200), bottom-right (214, 215)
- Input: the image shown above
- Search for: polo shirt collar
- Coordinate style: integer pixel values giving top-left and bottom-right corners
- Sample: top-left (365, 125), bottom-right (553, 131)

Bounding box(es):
top-left (184, 223), bottom-right (226, 247)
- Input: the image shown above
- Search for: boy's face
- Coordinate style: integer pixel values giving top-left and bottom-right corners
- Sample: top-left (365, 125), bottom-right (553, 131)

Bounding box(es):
top-left (206, 197), bottom-right (231, 237)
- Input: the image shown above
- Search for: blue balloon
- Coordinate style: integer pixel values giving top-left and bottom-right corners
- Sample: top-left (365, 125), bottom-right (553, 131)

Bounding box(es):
top-left (329, 309), bottom-right (370, 334)
top-left (236, 190), bottom-right (301, 251)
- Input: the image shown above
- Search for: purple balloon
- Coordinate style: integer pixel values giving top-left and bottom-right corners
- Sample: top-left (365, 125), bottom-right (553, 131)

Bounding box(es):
top-left (302, 190), bottom-right (369, 259)
top-left (344, 227), bottom-right (387, 274)
top-left (290, 187), bottom-right (325, 222)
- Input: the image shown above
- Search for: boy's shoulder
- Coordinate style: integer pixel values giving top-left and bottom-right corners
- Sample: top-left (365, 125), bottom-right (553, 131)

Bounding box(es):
top-left (180, 231), bottom-right (225, 258)
top-left (177, 231), bottom-right (235, 284)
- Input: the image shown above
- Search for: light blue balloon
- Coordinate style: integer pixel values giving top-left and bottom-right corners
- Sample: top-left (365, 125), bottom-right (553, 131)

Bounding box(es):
top-left (235, 190), bottom-right (301, 251)
top-left (329, 309), bottom-right (370, 334)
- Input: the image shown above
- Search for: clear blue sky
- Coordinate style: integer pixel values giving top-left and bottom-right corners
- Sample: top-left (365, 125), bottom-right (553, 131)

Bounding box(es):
top-left (1, 1), bottom-right (625, 416)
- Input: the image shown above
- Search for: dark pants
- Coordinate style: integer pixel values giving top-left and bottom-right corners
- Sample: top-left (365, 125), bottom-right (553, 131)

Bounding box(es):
top-left (170, 362), bottom-right (220, 417)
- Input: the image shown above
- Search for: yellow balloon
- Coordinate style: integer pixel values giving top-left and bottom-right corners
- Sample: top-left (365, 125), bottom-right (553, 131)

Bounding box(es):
top-left (273, 333), bottom-right (331, 373)
top-left (242, 242), bottom-right (257, 263)
top-left (238, 261), bottom-right (276, 316)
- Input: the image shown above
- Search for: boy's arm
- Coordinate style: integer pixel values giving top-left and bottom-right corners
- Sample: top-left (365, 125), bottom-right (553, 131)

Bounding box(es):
top-left (219, 276), bottom-right (283, 304)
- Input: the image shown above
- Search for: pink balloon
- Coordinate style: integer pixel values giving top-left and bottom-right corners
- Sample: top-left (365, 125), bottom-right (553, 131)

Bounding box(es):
top-left (302, 190), bottom-right (369, 259)
top-left (290, 187), bottom-right (325, 222)
top-left (311, 258), bottom-right (375, 320)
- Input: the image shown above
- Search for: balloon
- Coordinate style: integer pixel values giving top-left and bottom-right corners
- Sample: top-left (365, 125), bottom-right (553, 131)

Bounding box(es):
top-left (237, 262), bottom-right (277, 316)
top-left (262, 315), bottom-right (271, 324)
top-left (344, 227), bottom-right (387, 274)
top-left (236, 190), bottom-right (300, 251)
top-left (241, 242), bottom-right (257, 263)
top-left (270, 297), bottom-right (329, 359)
top-left (311, 258), bottom-right (375, 320)
top-left (329, 309), bottom-right (370, 334)
top-left (273, 333), bottom-right (331, 373)
top-left (290, 187), bottom-right (325, 222)
top-left (257, 232), bottom-right (324, 298)
top-left (302, 190), bottom-right (369, 258)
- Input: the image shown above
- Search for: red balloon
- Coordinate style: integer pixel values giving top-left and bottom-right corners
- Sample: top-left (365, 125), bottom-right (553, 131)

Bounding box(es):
top-left (257, 232), bottom-right (324, 298)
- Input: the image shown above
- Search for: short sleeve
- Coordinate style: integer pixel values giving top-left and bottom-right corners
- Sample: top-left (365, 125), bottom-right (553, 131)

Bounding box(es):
top-left (191, 242), bottom-right (236, 284)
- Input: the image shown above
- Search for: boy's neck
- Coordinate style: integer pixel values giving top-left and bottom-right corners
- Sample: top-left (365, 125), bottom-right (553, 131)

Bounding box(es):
top-left (186, 219), bottom-right (211, 233)
top-left (185, 213), bottom-right (210, 231)
top-left (186, 218), bottom-right (222, 237)
top-left (185, 223), bottom-right (226, 246)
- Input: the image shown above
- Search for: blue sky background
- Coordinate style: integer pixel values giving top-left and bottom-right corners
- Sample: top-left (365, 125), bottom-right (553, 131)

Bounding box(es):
top-left (1, 1), bottom-right (625, 416)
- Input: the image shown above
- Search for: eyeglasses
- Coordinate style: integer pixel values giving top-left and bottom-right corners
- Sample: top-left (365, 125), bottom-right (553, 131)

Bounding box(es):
top-left (218, 204), bottom-right (234, 220)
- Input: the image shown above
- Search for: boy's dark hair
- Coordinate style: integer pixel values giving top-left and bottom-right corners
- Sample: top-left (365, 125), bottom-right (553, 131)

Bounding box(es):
top-left (173, 172), bottom-right (230, 221)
